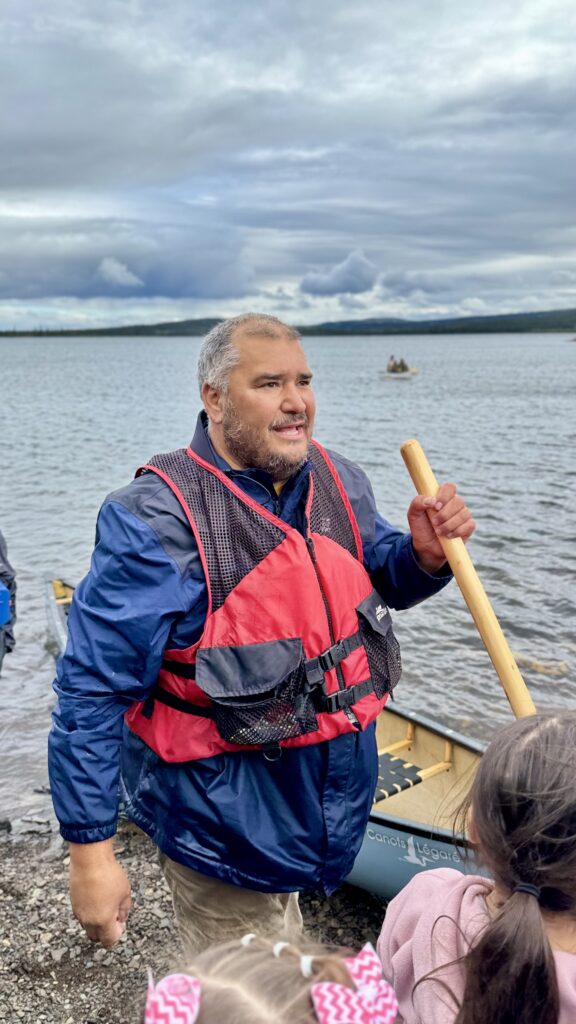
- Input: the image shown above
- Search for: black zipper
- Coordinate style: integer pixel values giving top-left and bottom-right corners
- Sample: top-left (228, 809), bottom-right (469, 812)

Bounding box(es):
top-left (306, 535), bottom-right (360, 729)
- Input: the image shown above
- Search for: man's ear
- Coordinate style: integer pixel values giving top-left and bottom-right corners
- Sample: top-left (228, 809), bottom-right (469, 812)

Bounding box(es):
top-left (202, 382), bottom-right (225, 424)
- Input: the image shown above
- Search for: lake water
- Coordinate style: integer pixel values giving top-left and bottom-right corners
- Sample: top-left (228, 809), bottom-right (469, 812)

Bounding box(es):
top-left (0, 331), bottom-right (574, 833)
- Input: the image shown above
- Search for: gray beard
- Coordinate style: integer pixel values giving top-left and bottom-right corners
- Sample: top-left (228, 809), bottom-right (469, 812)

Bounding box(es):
top-left (222, 409), bottom-right (309, 483)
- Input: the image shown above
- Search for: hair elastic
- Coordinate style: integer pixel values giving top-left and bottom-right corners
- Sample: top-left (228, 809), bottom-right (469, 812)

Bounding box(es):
top-left (300, 954), bottom-right (314, 978)
top-left (513, 882), bottom-right (541, 900)
top-left (273, 941), bottom-right (290, 958)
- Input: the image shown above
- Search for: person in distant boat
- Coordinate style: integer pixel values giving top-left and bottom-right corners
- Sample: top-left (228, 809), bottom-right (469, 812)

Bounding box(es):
top-left (48, 313), bottom-right (476, 953)
top-left (0, 528), bottom-right (16, 675)
top-left (378, 712), bottom-right (576, 1024)
top-left (387, 355), bottom-right (409, 373)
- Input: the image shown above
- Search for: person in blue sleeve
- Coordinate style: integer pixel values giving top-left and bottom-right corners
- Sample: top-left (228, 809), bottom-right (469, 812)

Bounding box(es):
top-left (0, 528), bottom-right (16, 674)
top-left (48, 313), bottom-right (476, 953)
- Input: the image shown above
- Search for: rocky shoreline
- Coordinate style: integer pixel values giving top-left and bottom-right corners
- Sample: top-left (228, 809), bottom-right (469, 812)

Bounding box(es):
top-left (0, 822), bottom-right (387, 1023)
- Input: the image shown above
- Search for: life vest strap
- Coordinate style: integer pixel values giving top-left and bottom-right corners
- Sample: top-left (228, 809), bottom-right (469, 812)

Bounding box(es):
top-left (304, 629), bottom-right (363, 686)
top-left (161, 659), bottom-right (196, 679)
top-left (145, 674), bottom-right (376, 721)
top-left (143, 688), bottom-right (215, 719)
top-left (311, 677), bottom-right (374, 714)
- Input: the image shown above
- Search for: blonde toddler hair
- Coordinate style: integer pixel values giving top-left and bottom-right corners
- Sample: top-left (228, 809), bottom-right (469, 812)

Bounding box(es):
top-left (148, 935), bottom-right (356, 1024)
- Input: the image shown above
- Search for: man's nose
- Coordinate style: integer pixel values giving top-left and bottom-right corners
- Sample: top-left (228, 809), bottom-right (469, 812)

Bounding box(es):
top-left (281, 383), bottom-right (307, 413)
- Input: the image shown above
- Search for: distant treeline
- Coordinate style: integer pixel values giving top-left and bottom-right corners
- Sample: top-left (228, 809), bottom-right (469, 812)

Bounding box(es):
top-left (2, 307), bottom-right (576, 337)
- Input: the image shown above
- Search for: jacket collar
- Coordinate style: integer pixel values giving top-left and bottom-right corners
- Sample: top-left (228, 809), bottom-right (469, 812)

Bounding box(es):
top-left (190, 411), bottom-right (223, 468)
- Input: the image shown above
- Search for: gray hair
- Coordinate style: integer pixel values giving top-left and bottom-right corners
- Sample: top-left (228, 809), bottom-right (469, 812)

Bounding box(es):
top-left (197, 313), bottom-right (300, 394)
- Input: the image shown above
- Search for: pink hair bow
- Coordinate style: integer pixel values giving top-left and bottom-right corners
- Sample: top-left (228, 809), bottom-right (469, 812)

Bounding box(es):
top-left (144, 972), bottom-right (202, 1024)
top-left (311, 943), bottom-right (397, 1024)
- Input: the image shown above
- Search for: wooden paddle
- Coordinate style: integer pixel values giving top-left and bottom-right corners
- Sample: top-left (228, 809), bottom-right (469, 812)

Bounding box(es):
top-left (400, 438), bottom-right (536, 719)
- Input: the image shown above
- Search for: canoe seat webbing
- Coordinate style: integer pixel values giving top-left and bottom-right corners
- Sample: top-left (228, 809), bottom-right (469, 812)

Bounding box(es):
top-left (374, 752), bottom-right (422, 801)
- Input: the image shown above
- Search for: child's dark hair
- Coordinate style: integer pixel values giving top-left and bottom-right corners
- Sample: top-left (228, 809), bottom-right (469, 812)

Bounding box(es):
top-left (455, 711), bottom-right (576, 1024)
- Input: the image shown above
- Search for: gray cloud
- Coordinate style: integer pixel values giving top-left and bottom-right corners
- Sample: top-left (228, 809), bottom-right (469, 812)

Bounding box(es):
top-left (0, 202), bottom-right (253, 301)
top-left (300, 250), bottom-right (378, 296)
top-left (1, 0), bottom-right (575, 326)
top-left (98, 258), bottom-right (144, 289)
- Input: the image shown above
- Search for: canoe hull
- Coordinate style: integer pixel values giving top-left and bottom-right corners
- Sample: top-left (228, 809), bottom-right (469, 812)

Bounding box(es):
top-left (347, 703), bottom-right (485, 898)
top-left (383, 368), bottom-right (419, 379)
top-left (347, 812), bottom-right (479, 900)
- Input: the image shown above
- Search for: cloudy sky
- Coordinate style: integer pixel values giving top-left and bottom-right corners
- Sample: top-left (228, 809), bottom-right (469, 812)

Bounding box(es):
top-left (1, 0), bottom-right (575, 330)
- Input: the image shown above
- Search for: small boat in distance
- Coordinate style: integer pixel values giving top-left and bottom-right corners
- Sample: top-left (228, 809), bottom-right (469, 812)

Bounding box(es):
top-left (385, 354), bottom-right (418, 378)
top-left (45, 577), bottom-right (74, 657)
top-left (383, 367), bottom-right (419, 379)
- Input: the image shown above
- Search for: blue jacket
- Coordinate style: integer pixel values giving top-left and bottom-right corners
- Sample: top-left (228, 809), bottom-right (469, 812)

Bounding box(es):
top-left (48, 414), bottom-right (451, 894)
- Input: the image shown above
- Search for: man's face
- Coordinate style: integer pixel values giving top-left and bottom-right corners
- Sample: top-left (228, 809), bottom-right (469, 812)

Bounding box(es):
top-left (209, 330), bottom-right (316, 482)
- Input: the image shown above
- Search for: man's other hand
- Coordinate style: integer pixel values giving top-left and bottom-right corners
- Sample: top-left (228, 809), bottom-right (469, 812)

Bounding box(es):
top-left (69, 838), bottom-right (132, 947)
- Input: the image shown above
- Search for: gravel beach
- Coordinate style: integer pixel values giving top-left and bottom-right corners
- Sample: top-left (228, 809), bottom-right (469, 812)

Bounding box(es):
top-left (0, 821), bottom-right (387, 1023)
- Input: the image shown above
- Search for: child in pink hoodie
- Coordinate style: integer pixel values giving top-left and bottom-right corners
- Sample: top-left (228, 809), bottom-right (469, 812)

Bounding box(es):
top-left (377, 712), bottom-right (576, 1024)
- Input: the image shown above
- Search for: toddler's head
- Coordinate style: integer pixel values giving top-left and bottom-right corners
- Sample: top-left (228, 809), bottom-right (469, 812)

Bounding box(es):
top-left (144, 934), bottom-right (397, 1024)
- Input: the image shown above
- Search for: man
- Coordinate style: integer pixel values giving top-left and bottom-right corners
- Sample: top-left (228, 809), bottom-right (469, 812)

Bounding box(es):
top-left (49, 313), bottom-right (475, 952)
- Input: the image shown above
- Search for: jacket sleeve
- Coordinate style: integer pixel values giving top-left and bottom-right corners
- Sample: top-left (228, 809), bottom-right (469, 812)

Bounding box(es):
top-left (48, 498), bottom-right (205, 843)
top-left (0, 530), bottom-right (16, 650)
top-left (327, 450), bottom-right (452, 609)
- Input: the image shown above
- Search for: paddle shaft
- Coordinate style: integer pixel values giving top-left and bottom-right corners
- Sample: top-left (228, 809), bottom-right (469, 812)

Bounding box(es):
top-left (400, 439), bottom-right (536, 718)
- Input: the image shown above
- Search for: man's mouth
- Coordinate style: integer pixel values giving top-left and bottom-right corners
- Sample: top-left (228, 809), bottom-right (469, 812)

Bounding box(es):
top-left (272, 421), bottom-right (307, 440)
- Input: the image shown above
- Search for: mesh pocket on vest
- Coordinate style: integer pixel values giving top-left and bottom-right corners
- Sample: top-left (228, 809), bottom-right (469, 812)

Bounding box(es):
top-left (356, 591), bottom-right (402, 699)
top-left (212, 664), bottom-right (318, 745)
top-left (195, 638), bottom-right (318, 746)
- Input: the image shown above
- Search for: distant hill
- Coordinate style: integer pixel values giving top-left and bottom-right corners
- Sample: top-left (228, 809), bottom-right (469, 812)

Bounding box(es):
top-left (17, 317), bottom-right (223, 337)
top-left (302, 308), bottom-right (576, 335)
top-left (2, 307), bottom-right (575, 337)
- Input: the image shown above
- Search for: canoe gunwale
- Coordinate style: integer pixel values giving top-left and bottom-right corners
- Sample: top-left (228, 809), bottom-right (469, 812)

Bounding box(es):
top-left (367, 805), bottom-right (475, 848)
top-left (381, 702), bottom-right (486, 756)
top-left (370, 702), bottom-right (487, 846)
top-left (45, 576), bottom-right (73, 657)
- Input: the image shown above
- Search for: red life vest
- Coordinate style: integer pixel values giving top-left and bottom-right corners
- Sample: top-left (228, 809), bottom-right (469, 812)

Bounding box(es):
top-left (125, 441), bottom-right (401, 762)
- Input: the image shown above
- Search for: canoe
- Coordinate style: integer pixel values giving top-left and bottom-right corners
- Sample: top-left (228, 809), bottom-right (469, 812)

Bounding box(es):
top-left (45, 576), bottom-right (483, 896)
top-left (45, 577), bottom-right (74, 657)
top-left (383, 368), bottom-right (419, 379)
top-left (346, 702), bottom-right (484, 898)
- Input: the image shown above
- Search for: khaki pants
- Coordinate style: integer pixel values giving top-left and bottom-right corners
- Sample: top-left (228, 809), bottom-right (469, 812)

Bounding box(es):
top-left (159, 852), bottom-right (304, 956)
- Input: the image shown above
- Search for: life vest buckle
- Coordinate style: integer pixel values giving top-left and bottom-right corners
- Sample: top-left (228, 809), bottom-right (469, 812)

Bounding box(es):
top-left (312, 677), bottom-right (375, 715)
top-left (317, 641), bottom-right (345, 673)
top-left (319, 689), bottom-right (348, 714)
top-left (305, 629), bottom-right (364, 687)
